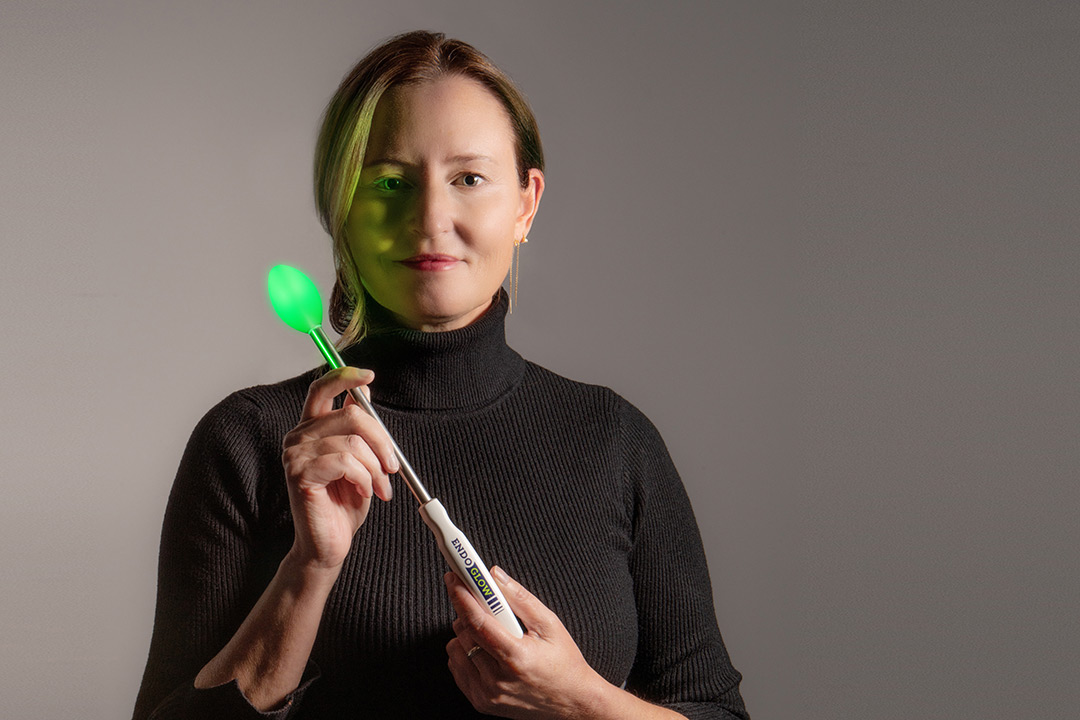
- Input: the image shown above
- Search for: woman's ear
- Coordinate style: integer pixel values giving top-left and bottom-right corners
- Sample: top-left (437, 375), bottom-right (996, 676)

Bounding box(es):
top-left (516, 168), bottom-right (545, 240)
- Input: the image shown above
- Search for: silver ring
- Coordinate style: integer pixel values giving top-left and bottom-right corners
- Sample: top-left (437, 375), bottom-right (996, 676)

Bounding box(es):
top-left (466, 644), bottom-right (483, 659)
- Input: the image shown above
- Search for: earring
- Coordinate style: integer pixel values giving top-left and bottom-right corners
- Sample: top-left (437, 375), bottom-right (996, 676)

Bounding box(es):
top-left (509, 235), bottom-right (528, 314)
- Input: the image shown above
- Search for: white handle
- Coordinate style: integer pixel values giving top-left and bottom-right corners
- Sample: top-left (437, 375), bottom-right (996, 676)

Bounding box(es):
top-left (419, 499), bottom-right (524, 639)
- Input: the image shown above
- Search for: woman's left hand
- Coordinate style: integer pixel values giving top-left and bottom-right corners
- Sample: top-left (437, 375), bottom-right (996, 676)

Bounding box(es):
top-left (444, 565), bottom-right (606, 719)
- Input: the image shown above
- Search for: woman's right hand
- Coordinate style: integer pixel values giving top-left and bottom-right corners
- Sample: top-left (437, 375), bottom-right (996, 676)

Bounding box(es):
top-left (281, 367), bottom-right (399, 571)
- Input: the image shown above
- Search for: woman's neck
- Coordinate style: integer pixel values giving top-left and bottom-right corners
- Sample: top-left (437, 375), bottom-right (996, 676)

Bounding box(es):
top-left (340, 289), bottom-right (523, 411)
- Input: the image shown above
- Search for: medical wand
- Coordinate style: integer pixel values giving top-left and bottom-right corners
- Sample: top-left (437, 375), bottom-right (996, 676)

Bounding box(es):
top-left (266, 264), bottom-right (523, 638)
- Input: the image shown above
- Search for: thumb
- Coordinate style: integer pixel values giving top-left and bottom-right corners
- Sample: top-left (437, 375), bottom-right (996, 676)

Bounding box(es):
top-left (491, 566), bottom-right (555, 636)
top-left (343, 383), bottom-right (372, 406)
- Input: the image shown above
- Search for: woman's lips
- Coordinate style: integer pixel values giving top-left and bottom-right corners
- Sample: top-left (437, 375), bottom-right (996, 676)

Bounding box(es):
top-left (399, 254), bottom-right (460, 271)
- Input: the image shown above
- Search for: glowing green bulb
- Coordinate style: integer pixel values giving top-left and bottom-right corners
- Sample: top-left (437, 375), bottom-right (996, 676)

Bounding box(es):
top-left (267, 264), bottom-right (344, 370)
top-left (267, 264), bottom-right (323, 334)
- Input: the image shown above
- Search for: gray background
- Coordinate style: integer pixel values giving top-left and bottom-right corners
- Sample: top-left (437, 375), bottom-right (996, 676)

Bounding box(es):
top-left (2, 1), bottom-right (1076, 718)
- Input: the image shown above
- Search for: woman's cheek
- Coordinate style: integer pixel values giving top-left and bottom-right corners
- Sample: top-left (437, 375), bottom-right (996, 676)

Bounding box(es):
top-left (464, 198), bottom-right (517, 244)
top-left (348, 202), bottom-right (401, 261)
top-left (351, 199), bottom-right (392, 234)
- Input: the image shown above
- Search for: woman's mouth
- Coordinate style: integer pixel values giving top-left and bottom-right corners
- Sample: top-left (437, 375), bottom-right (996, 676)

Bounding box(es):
top-left (399, 254), bottom-right (460, 271)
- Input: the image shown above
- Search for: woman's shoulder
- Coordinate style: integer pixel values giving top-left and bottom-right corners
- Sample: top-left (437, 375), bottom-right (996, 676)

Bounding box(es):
top-left (520, 361), bottom-right (662, 437)
top-left (232, 367), bottom-right (321, 413)
top-left (192, 367), bottom-right (321, 441)
top-left (522, 359), bottom-right (619, 401)
top-left (167, 370), bottom-right (322, 535)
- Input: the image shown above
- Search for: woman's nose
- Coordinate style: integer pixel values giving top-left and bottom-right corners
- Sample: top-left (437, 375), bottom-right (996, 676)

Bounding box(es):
top-left (411, 183), bottom-right (452, 239)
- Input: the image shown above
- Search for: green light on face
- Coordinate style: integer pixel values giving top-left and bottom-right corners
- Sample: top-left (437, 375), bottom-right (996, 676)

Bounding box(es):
top-left (267, 264), bottom-right (324, 334)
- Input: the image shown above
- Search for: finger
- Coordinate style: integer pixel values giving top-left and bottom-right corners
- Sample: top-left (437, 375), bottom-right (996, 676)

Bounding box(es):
top-left (445, 571), bottom-right (486, 640)
top-left (300, 367), bottom-right (374, 421)
top-left (339, 404), bottom-right (400, 478)
top-left (444, 571), bottom-right (516, 661)
top-left (297, 403), bottom-right (400, 478)
top-left (446, 634), bottom-right (501, 694)
top-left (307, 433), bottom-right (393, 501)
top-left (294, 452), bottom-right (375, 497)
top-left (448, 609), bottom-right (486, 666)
top-left (343, 384), bottom-right (371, 404)
top-left (446, 635), bottom-right (483, 669)
top-left (462, 641), bottom-right (500, 678)
top-left (445, 636), bottom-right (485, 701)
top-left (450, 614), bottom-right (481, 655)
top-left (490, 566), bottom-right (555, 637)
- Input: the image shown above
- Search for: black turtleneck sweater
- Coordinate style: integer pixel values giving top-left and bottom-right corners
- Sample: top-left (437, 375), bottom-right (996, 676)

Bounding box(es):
top-left (133, 293), bottom-right (748, 720)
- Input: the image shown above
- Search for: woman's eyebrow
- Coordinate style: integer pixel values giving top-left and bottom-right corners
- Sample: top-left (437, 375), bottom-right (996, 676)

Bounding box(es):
top-left (362, 157), bottom-right (409, 169)
top-left (362, 155), bottom-right (494, 169)
top-left (446, 154), bottom-right (495, 164)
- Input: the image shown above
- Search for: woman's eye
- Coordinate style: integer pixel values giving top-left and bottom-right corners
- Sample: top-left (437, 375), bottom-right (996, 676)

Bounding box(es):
top-left (460, 173), bottom-right (484, 187)
top-left (374, 177), bottom-right (406, 192)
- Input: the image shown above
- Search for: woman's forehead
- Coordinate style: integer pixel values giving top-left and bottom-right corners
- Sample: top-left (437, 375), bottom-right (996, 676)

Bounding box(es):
top-left (366, 76), bottom-right (515, 163)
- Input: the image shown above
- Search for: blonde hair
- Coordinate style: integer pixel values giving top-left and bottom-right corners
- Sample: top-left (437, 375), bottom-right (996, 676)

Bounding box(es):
top-left (313, 30), bottom-right (545, 346)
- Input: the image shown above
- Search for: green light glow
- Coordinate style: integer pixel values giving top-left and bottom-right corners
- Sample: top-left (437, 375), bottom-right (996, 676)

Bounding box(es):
top-left (267, 264), bottom-right (323, 334)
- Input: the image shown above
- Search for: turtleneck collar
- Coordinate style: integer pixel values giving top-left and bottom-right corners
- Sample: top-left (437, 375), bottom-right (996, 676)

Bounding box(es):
top-left (339, 289), bottom-right (525, 412)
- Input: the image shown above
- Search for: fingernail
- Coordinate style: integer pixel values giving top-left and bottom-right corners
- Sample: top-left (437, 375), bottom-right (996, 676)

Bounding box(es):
top-left (491, 566), bottom-right (509, 583)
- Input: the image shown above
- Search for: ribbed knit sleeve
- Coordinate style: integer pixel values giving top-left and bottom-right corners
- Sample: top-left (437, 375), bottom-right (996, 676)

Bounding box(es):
top-left (132, 387), bottom-right (316, 720)
top-left (618, 399), bottom-right (750, 720)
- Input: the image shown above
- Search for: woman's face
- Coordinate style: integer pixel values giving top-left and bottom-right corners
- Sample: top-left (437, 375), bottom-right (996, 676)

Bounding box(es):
top-left (345, 74), bottom-right (544, 331)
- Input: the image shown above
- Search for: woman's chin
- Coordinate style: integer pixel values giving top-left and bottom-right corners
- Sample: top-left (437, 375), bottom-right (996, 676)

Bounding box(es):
top-left (400, 298), bottom-right (493, 332)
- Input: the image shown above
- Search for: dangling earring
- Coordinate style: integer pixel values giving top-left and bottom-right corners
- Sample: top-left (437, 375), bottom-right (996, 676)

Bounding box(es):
top-left (509, 234), bottom-right (528, 314)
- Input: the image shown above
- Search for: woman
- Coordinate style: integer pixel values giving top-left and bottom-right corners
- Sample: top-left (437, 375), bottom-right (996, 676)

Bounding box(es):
top-left (134, 30), bottom-right (748, 720)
